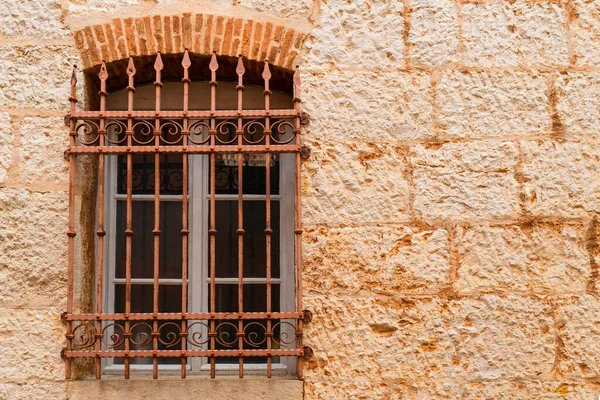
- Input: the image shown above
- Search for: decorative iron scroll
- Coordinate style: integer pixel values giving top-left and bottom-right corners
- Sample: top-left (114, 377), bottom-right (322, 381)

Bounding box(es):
top-left (63, 51), bottom-right (305, 380)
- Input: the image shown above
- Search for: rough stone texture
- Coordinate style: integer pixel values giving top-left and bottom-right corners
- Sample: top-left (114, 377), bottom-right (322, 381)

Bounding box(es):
top-left (570, 0), bottom-right (600, 67)
top-left (0, 189), bottom-right (68, 308)
top-left (0, 382), bottom-right (67, 400)
top-left (556, 295), bottom-right (600, 379)
top-left (412, 141), bottom-right (520, 221)
top-left (17, 117), bottom-right (69, 186)
top-left (0, 0), bottom-right (69, 39)
top-left (436, 70), bottom-right (551, 140)
top-left (236, 0), bottom-right (312, 21)
top-left (555, 71), bottom-right (600, 136)
top-left (304, 225), bottom-right (449, 295)
top-left (0, 45), bottom-right (79, 111)
top-left (461, 2), bottom-right (569, 68)
top-left (303, 140), bottom-right (411, 225)
top-left (521, 140), bottom-right (600, 217)
top-left (305, 0), bottom-right (405, 71)
top-left (303, 294), bottom-right (555, 382)
top-left (303, 69), bottom-right (434, 142)
top-left (0, 113), bottom-right (14, 186)
top-left (456, 223), bottom-right (590, 294)
top-left (407, 0), bottom-right (460, 68)
top-left (0, 308), bottom-right (64, 382)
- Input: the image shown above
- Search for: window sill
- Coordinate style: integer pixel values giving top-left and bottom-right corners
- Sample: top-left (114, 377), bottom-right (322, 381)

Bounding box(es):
top-left (67, 378), bottom-right (303, 400)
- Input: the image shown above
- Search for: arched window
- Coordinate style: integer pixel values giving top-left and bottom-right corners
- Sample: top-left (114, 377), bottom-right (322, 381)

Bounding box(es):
top-left (63, 51), bottom-right (306, 379)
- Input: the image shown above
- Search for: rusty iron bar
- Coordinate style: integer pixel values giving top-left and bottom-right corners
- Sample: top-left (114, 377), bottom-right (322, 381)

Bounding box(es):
top-left (66, 311), bottom-right (303, 321)
top-left (263, 60), bottom-right (273, 378)
top-left (293, 65), bottom-right (304, 377)
top-left (70, 110), bottom-right (297, 119)
top-left (236, 55), bottom-right (245, 379)
top-left (180, 48), bottom-right (191, 379)
top-left (208, 51), bottom-right (218, 379)
top-left (68, 145), bottom-right (299, 154)
top-left (152, 52), bottom-right (164, 380)
top-left (66, 349), bottom-right (302, 358)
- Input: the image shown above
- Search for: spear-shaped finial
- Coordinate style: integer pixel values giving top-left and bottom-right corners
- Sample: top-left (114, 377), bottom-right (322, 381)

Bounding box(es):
top-left (154, 52), bottom-right (164, 71)
top-left (70, 65), bottom-right (78, 87)
top-left (99, 61), bottom-right (108, 80)
top-left (293, 65), bottom-right (301, 88)
top-left (182, 49), bottom-right (191, 69)
top-left (127, 57), bottom-right (136, 76)
top-left (236, 55), bottom-right (245, 76)
top-left (262, 60), bottom-right (271, 81)
top-left (209, 51), bottom-right (219, 72)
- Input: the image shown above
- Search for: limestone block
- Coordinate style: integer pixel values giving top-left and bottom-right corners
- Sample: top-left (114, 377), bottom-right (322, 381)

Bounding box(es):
top-left (304, 377), bottom-right (414, 399)
top-left (0, 45), bottom-right (79, 111)
top-left (302, 68), bottom-right (434, 142)
top-left (555, 71), bottom-right (600, 136)
top-left (412, 141), bottom-right (520, 221)
top-left (0, 307), bottom-right (64, 382)
top-left (570, 0), bottom-right (600, 66)
top-left (0, 0), bottom-right (69, 39)
top-left (303, 294), bottom-right (555, 381)
top-left (236, 0), bottom-right (312, 21)
top-left (556, 295), bottom-right (600, 379)
top-left (302, 141), bottom-right (411, 226)
top-left (0, 382), bottom-right (66, 400)
top-left (305, 0), bottom-right (404, 71)
top-left (521, 140), bottom-right (600, 217)
top-left (436, 70), bottom-right (550, 140)
top-left (456, 223), bottom-right (589, 294)
top-left (407, 0), bottom-right (460, 68)
top-left (461, 2), bottom-right (569, 67)
top-left (0, 188), bottom-right (68, 308)
top-left (17, 117), bottom-right (69, 187)
top-left (0, 113), bottom-right (13, 186)
top-left (303, 225), bottom-right (449, 295)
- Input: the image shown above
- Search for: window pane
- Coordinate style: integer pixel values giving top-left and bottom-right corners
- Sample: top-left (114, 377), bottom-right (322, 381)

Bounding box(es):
top-left (211, 154), bottom-right (279, 195)
top-left (210, 284), bottom-right (280, 313)
top-left (117, 153), bottom-right (184, 195)
top-left (115, 201), bottom-right (183, 279)
top-left (212, 201), bottom-right (280, 278)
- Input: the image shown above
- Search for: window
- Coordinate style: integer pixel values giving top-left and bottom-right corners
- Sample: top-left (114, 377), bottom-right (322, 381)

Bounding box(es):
top-left (63, 51), bottom-right (306, 379)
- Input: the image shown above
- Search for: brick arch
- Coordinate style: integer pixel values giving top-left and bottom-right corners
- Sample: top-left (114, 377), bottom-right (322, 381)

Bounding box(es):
top-left (73, 13), bottom-right (307, 71)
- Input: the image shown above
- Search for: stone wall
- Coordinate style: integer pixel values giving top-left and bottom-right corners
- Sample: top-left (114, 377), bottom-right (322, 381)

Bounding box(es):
top-left (0, 0), bottom-right (599, 398)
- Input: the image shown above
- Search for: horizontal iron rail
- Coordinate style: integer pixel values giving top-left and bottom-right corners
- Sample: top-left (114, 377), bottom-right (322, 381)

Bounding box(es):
top-left (67, 145), bottom-right (299, 154)
top-left (65, 312), bottom-right (304, 321)
top-left (65, 349), bottom-right (303, 358)
top-left (70, 110), bottom-right (298, 119)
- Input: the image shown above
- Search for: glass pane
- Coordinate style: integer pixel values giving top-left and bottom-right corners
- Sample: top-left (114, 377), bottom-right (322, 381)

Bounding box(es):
top-left (211, 154), bottom-right (279, 195)
top-left (115, 201), bottom-right (183, 279)
top-left (210, 284), bottom-right (280, 313)
top-left (212, 201), bottom-right (280, 278)
top-left (117, 153), bottom-right (184, 195)
top-left (114, 284), bottom-right (183, 313)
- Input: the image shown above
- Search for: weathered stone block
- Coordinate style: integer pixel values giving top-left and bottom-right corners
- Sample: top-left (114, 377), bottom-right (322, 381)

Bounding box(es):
top-left (0, 307), bottom-right (64, 382)
top-left (412, 141), bottom-right (520, 221)
top-left (303, 294), bottom-right (555, 381)
top-left (305, 0), bottom-right (404, 71)
top-left (0, 188), bottom-right (68, 308)
top-left (570, 0), bottom-right (600, 66)
top-left (302, 141), bottom-right (411, 225)
top-left (461, 2), bottom-right (569, 67)
top-left (0, 0), bottom-right (69, 39)
top-left (407, 0), bottom-right (460, 68)
top-left (303, 69), bottom-right (434, 142)
top-left (0, 113), bottom-right (13, 186)
top-left (237, 0), bottom-right (312, 21)
top-left (0, 45), bottom-right (79, 111)
top-left (556, 295), bottom-right (600, 379)
top-left (17, 117), bottom-right (69, 187)
top-left (521, 140), bottom-right (600, 217)
top-left (0, 382), bottom-right (66, 400)
top-left (456, 223), bottom-right (590, 294)
top-left (436, 70), bottom-right (550, 139)
top-left (555, 71), bottom-right (600, 136)
top-left (304, 225), bottom-right (449, 295)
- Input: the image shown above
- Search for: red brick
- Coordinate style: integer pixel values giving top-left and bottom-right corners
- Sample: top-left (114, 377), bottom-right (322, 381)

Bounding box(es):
top-left (163, 16), bottom-right (173, 53)
top-left (260, 22), bottom-right (273, 61)
top-left (74, 30), bottom-right (85, 50)
top-left (83, 26), bottom-right (101, 65)
top-left (203, 15), bottom-right (213, 53)
top-left (153, 15), bottom-right (164, 52)
top-left (143, 16), bottom-right (156, 54)
top-left (182, 13), bottom-right (192, 50)
top-left (135, 18), bottom-right (149, 55)
top-left (222, 17), bottom-right (234, 56)
top-left (215, 16), bottom-right (224, 35)
top-left (250, 23), bottom-right (263, 60)
top-left (124, 17), bottom-right (137, 56)
top-left (241, 20), bottom-right (254, 57)
top-left (104, 24), bottom-right (119, 61)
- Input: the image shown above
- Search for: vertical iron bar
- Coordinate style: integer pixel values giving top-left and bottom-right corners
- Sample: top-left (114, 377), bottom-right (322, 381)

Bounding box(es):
top-left (208, 52), bottom-right (218, 379)
top-left (235, 56), bottom-right (245, 379)
top-left (124, 57), bottom-right (136, 380)
top-left (65, 65), bottom-right (78, 380)
top-left (180, 49), bottom-right (191, 379)
top-left (262, 60), bottom-right (273, 378)
top-left (96, 62), bottom-right (108, 379)
top-left (152, 52), bottom-right (164, 380)
top-left (293, 66), bottom-right (303, 376)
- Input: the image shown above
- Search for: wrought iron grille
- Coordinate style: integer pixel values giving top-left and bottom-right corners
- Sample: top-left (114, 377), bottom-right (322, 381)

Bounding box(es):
top-left (63, 51), bottom-right (305, 379)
